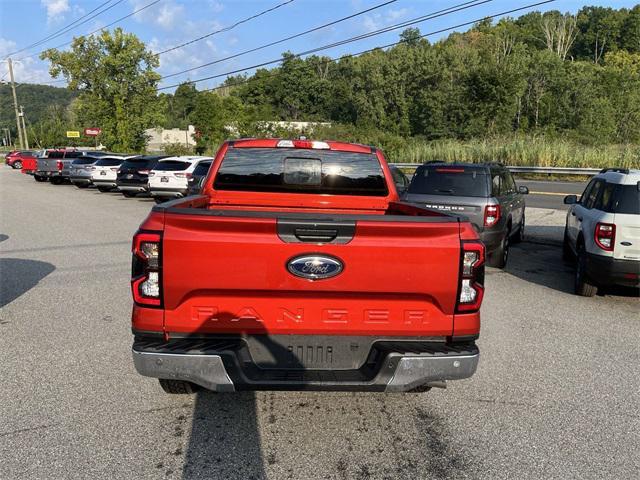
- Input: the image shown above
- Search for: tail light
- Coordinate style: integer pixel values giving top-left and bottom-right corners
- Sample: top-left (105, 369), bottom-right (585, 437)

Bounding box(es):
top-left (148, 172), bottom-right (156, 177)
top-left (456, 241), bottom-right (485, 313)
top-left (174, 172), bottom-right (192, 178)
top-left (138, 169), bottom-right (150, 175)
top-left (56, 160), bottom-right (63, 171)
top-left (484, 204), bottom-right (500, 227)
top-left (110, 167), bottom-right (119, 171)
top-left (131, 231), bottom-right (162, 307)
top-left (87, 166), bottom-right (96, 171)
top-left (594, 223), bottom-right (615, 251)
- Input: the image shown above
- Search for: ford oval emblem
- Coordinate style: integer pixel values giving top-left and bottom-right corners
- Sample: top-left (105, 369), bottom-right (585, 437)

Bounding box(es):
top-left (287, 254), bottom-right (344, 280)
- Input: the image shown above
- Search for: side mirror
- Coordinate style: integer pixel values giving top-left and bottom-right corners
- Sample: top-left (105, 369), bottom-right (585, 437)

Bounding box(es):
top-left (518, 185), bottom-right (529, 195)
top-left (564, 194), bottom-right (578, 205)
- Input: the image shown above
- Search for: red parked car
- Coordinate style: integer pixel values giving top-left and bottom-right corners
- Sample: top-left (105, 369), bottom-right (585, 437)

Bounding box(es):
top-left (19, 152), bottom-right (39, 175)
top-left (131, 138), bottom-right (485, 394)
top-left (5, 150), bottom-right (36, 169)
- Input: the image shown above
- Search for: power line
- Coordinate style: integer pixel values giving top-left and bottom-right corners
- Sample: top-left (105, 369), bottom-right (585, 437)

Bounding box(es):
top-left (158, 0), bottom-right (495, 89)
top-left (160, 0), bottom-right (399, 80)
top-left (18, 0), bottom-right (161, 61)
top-left (5, 0), bottom-right (118, 57)
top-left (194, 0), bottom-right (556, 95)
top-left (156, 0), bottom-right (297, 56)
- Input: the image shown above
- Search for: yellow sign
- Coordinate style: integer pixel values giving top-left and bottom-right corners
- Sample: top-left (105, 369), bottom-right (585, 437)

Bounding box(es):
top-left (66, 131), bottom-right (80, 138)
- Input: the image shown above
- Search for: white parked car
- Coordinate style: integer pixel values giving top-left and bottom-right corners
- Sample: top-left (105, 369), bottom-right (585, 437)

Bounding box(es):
top-left (563, 168), bottom-right (640, 296)
top-left (91, 156), bottom-right (128, 192)
top-left (148, 156), bottom-right (214, 204)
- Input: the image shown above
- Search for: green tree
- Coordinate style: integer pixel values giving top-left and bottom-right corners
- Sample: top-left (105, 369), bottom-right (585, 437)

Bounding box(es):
top-left (41, 28), bottom-right (162, 152)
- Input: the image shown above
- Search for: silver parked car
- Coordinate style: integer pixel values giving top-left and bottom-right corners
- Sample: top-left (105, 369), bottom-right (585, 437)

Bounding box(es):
top-left (403, 162), bottom-right (529, 268)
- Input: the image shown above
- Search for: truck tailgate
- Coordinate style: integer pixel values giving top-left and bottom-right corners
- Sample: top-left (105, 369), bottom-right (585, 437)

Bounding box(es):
top-left (161, 210), bottom-right (461, 336)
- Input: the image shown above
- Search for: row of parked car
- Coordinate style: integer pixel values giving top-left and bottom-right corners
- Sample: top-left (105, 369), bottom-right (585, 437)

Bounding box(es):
top-left (6, 149), bottom-right (213, 203)
top-left (5, 145), bottom-right (638, 298)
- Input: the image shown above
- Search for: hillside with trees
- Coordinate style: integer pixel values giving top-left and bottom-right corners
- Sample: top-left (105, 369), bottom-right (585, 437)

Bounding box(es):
top-left (11, 5), bottom-right (640, 166)
top-left (0, 83), bottom-right (76, 144)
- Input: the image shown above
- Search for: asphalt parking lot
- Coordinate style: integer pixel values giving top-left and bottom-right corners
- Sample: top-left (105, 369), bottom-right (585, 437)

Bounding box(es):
top-left (1, 168), bottom-right (638, 480)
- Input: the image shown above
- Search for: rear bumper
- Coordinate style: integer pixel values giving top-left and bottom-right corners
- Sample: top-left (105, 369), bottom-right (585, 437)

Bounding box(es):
top-left (132, 335), bottom-right (479, 392)
top-left (92, 179), bottom-right (117, 187)
top-left (150, 187), bottom-right (186, 198)
top-left (70, 176), bottom-right (92, 185)
top-left (117, 182), bottom-right (149, 192)
top-left (586, 253), bottom-right (640, 288)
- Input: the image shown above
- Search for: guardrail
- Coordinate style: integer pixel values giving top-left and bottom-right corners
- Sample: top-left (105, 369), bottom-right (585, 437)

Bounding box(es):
top-left (390, 163), bottom-right (600, 176)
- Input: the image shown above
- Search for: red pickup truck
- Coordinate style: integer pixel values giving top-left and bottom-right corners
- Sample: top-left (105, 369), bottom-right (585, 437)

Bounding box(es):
top-left (131, 139), bottom-right (485, 393)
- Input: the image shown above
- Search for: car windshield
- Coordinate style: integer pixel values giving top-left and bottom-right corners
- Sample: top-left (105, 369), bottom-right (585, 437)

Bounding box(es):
top-left (214, 148), bottom-right (388, 196)
top-left (154, 160), bottom-right (190, 171)
top-left (72, 158), bottom-right (99, 165)
top-left (408, 167), bottom-right (489, 197)
top-left (95, 158), bottom-right (124, 166)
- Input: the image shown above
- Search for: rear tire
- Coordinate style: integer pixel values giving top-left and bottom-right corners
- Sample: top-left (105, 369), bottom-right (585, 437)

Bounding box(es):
top-left (488, 226), bottom-right (510, 269)
top-left (75, 183), bottom-right (89, 189)
top-left (513, 214), bottom-right (525, 244)
top-left (154, 197), bottom-right (166, 204)
top-left (158, 379), bottom-right (199, 394)
top-left (13, 160), bottom-right (22, 169)
top-left (50, 177), bottom-right (63, 185)
top-left (563, 227), bottom-right (574, 262)
top-left (575, 244), bottom-right (597, 297)
top-left (34, 175), bottom-right (48, 182)
top-left (122, 191), bottom-right (137, 198)
top-left (97, 186), bottom-right (111, 193)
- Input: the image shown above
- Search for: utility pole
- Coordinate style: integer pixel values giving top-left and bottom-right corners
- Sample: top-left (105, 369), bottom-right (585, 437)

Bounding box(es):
top-left (7, 58), bottom-right (25, 149)
top-left (19, 106), bottom-right (29, 149)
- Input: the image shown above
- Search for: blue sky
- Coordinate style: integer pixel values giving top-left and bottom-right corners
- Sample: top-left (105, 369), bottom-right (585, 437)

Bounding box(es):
top-left (1, 0), bottom-right (637, 91)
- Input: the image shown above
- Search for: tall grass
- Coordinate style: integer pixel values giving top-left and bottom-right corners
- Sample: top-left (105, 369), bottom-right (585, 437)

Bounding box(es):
top-left (393, 136), bottom-right (640, 169)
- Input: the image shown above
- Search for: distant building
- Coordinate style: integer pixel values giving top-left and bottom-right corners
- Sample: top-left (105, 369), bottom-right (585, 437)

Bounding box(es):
top-left (145, 125), bottom-right (196, 151)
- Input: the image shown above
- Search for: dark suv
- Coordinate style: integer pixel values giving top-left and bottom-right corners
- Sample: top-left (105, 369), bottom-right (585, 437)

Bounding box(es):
top-left (116, 155), bottom-right (168, 197)
top-left (403, 162), bottom-right (529, 268)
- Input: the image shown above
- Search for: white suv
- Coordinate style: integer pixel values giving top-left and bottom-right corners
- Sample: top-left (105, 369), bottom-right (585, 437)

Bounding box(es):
top-left (91, 156), bottom-right (127, 192)
top-left (563, 168), bottom-right (640, 296)
top-left (148, 156), bottom-right (214, 204)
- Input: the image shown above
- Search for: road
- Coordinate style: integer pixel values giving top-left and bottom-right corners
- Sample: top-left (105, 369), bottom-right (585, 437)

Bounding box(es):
top-left (1, 168), bottom-right (638, 480)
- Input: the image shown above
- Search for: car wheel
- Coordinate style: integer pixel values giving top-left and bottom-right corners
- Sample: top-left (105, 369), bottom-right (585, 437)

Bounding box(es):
top-left (575, 244), bottom-right (597, 297)
top-left (75, 183), bottom-right (89, 189)
top-left (13, 160), bottom-right (22, 169)
top-left (50, 177), bottom-right (63, 185)
top-left (122, 191), bottom-right (137, 198)
top-left (488, 227), bottom-right (510, 269)
top-left (97, 186), bottom-right (112, 192)
top-left (154, 197), bottom-right (166, 204)
top-left (513, 214), bottom-right (525, 244)
top-left (158, 379), bottom-right (200, 394)
top-left (562, 227), bottom-right (574, 262)
top-left (34, 175), bottom-right (47, 182)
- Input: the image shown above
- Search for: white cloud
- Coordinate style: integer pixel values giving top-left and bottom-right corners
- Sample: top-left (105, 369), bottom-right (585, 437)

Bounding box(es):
top-left (209, 1), bottom-right (224, 13)
top-left (41, 0), bottom-right (70, 22)
top-left (157, 2), bottom-right (185, 29)
top-left (0, 38), bottom-right (58, 85)
top-left (387, 8), bottom-right (409, 22)
top-left (361, 7), bottom-right (411, 33)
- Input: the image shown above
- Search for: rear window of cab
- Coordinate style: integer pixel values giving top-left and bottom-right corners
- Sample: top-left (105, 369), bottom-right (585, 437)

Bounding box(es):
top-left (95, 158), bottom-right (124, 166)
top-left (213, 148), bottom-right (388, 196)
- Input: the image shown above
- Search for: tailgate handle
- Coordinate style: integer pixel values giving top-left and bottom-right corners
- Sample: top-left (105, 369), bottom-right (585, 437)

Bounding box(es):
top-left (278, 219), bottom-right (355, 244)
top-left (294, 228), bottom-right (338, 243)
